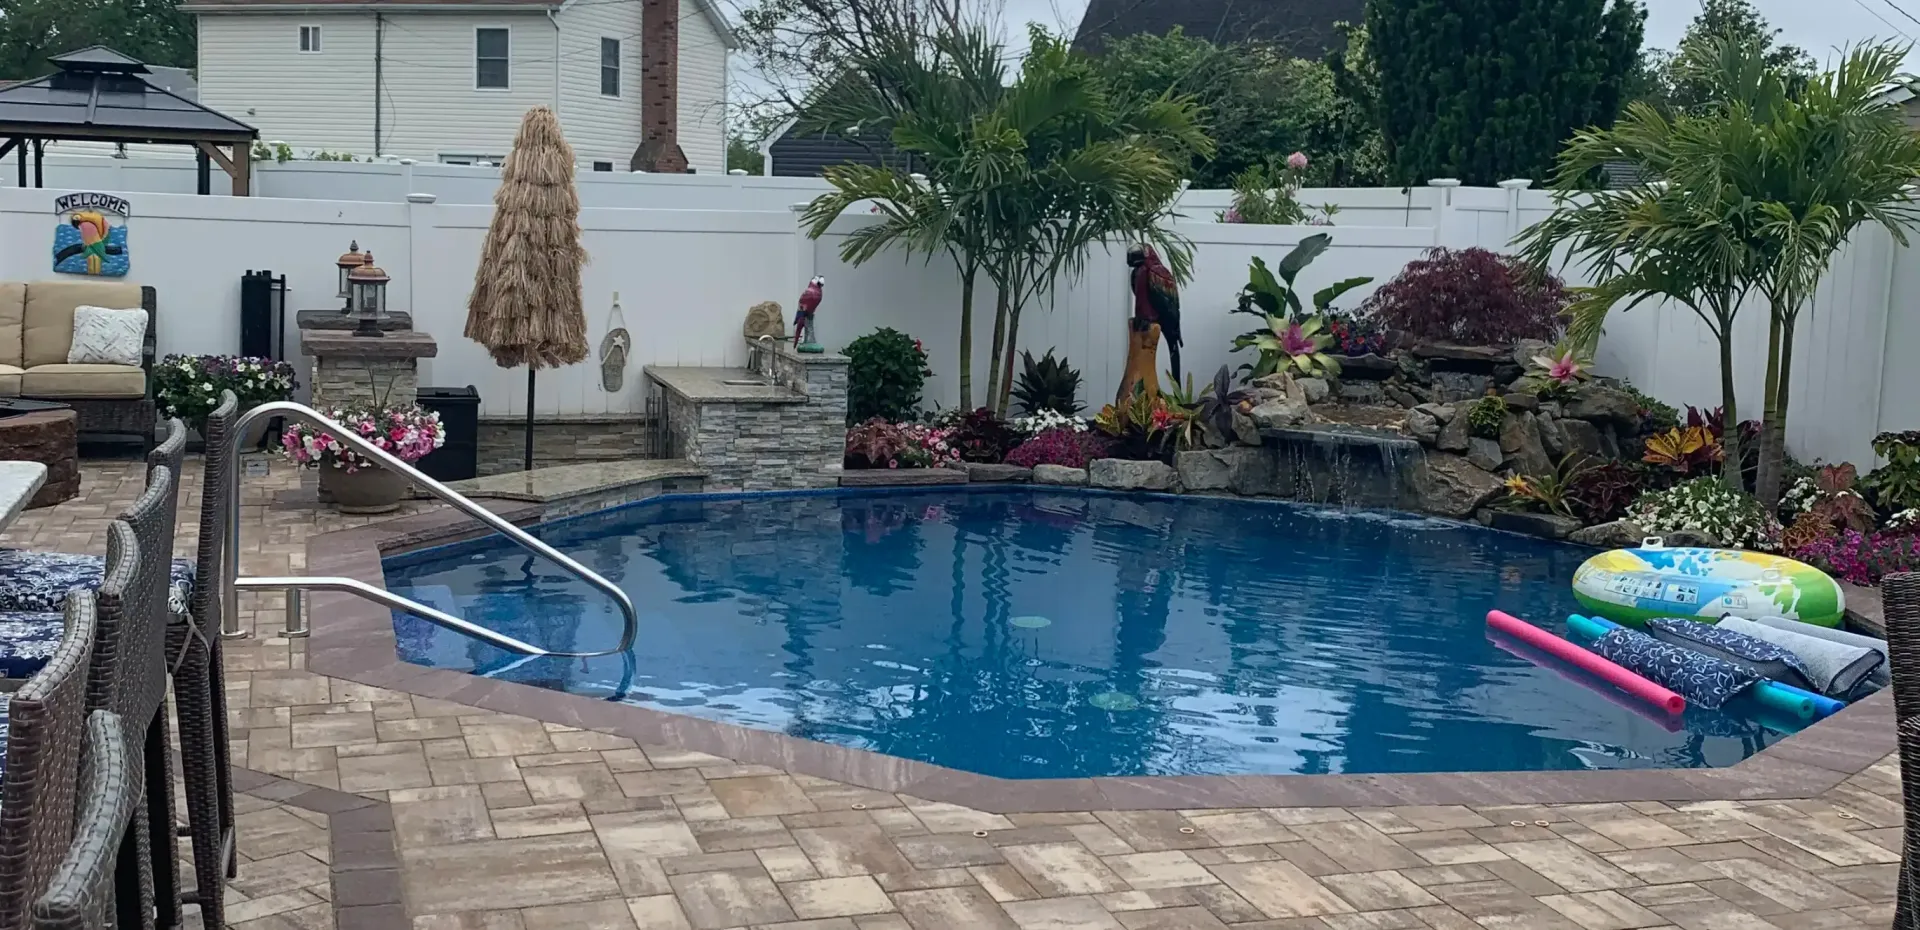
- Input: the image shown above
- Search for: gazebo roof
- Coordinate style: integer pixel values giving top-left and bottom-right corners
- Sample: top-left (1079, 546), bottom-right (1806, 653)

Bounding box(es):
top-left (0, 46), bottom-right (256, 144)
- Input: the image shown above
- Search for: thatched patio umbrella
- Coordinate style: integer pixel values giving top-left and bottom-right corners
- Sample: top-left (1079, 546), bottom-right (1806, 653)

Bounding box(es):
top-left (464, 106), bottom-right (589, 471)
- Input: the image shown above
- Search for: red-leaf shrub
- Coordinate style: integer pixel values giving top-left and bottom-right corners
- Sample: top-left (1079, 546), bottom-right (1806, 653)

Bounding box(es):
top-left (1360, 247), bottom-right (1568, 345)
top-left (1566, 460), bottom-right (1652, 524)
top-left (1006, 428), bottom-right (1109, 469)
top-left (948, 408), bottom-right (1020, 464)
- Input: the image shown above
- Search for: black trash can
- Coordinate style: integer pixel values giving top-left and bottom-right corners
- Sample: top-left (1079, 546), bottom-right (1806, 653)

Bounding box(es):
top-left (417, 386), bottom-right (480, 481)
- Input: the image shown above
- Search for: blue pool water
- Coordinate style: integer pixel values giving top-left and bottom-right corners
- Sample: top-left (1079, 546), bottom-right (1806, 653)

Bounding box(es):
top-left (383, 489), bottom-right (1785, 779)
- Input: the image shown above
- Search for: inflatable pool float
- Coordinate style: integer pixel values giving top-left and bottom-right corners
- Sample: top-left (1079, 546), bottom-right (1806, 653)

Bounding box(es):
top-left (1572, 540), bottom-right (1844, 628)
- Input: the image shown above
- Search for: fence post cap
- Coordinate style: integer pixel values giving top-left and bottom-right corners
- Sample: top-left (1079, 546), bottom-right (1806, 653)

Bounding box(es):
top-left (400, 158), bottom-right (417, 166)
top-left (728, 168), bottom-right (748, 175)
top-left (789, 202), bottom-right (810, 213)
top-left (406, 192), bottom-right (438, 204)
top-left (1427, 178), bottom-right (1464, 188)
top-left (1497, 178), bottom-right (1535, 190)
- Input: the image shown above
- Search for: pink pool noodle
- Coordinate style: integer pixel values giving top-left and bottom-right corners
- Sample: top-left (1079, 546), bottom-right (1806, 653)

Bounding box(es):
top-left (1486, 630), bottom-right (1683, 733)
top-left (1485, 610), bottom-right (1687, 715)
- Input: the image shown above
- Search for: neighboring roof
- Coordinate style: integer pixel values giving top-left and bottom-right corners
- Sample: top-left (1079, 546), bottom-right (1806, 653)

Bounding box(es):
top-left (145, 65), bottom-right (198, 102)
top-left (0, 46), bottom-right (256, 144)
top-left (1073, 0), bottom-right (1365, 59)
top-left (1600, 160), bottom-right (1656, 189)
top-left (180, 0), bottom-right (739, 49)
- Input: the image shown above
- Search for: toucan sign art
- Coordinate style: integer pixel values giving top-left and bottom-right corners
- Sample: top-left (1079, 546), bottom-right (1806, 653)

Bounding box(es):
top-left (53, 192), bottom-right (131, 277)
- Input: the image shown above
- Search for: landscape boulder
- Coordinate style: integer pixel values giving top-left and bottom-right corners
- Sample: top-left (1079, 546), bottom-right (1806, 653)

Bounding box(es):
top-left (1296, 377), bottom-right (1331, 404)
top-left (1414, 453), bottom-right (1507, 519)
top-left (1405, 405), bottom-right (1445, 444)
top-left (1089, 458), bottom-right (1178, 491)
top-left (1499, 413), bottom-right (1553, 477)
top-left (966, 463), bottom-right (1031, 483)
top-left (1033, 464), bottom-right (1089, 486)
top-left (1566, 385), bottom-right (1641, 426)
top-left (1436, 413), bottom-right (1470, 452)
top-left (1569, 519), bottom-right (1649, 549)
top-left (1490, 510), bottom-right (1583, 540)
top-left (1174, 450), bottom-right (1233, 491)
top-left (1467, 437), bottom-right (1505, 473)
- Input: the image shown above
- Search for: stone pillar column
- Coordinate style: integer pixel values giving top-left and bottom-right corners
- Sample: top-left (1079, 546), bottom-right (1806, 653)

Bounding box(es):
top-left (299, 327), bottom-right (438, 411)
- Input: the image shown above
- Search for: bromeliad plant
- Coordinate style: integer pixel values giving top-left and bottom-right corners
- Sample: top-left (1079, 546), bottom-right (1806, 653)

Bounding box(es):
top-left (1235, 315), bottom-right (1341, 380)
top-left (279, 405), bottom-right (445, 472)
top-left (1229, 235), bottom-right (1371, 382)
top-left (155, 354), bottom-right (298, 425)
top-left (1521, 341), bottom-right (1592, 401)
top-left (1503, 454), bottom-right (1599, 519)
top-left (1094, 390), bottom-right (1188, 462)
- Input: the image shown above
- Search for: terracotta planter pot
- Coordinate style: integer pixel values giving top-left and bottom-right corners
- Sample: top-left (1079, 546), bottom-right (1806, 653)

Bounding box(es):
top-left (318, 463), bottom-right (407, 514)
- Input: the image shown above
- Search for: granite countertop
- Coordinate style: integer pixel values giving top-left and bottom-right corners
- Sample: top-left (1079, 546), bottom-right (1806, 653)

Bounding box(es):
top-left (643, 367), bottom-right (808, 404)
top-left (0, 461), bottom-right (48, 532)
top-left (449, 459), bottom-right (708, 503)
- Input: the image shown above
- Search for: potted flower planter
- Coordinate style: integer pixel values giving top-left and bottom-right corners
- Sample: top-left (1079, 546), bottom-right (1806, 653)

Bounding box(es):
top-left (318, 463), bottom-right (408, 514)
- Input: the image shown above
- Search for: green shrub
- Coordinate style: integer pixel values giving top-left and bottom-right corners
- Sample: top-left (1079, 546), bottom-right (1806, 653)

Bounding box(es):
top-left (1466, 395), bottom-right (1506, 438)
top-left (844, 328), bottom-right (930, 424)
top-left (1631, 478), bottom-right (1781, 551)
top-left (1866, 431), bottom-right (1920, 514)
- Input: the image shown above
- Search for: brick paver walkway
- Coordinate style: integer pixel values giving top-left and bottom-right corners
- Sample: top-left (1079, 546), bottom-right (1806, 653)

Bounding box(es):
top-left (2, 460), bottom-right (1904, 930)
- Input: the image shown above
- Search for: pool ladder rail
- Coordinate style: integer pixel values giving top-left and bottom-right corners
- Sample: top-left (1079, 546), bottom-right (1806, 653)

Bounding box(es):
top-left (217, 401), bottom-right (640, 658)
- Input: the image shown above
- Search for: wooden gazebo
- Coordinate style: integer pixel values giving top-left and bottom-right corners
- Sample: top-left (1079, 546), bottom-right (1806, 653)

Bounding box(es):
top-left (0, 46), bottom-right (258, 195)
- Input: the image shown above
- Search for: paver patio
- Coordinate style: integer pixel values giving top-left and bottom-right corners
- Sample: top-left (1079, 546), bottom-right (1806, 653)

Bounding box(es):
top-left (2, 459), bottom-right (1905, 930)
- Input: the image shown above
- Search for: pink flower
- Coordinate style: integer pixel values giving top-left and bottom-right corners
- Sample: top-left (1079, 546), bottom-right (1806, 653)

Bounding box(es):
top-left (1280, 322), bottom-right (1316, 357)
top-left (1223, 206), bottom-right (1243, 224)
top-left (1549, 351), bottom-right (1583, 383)
top-left (1286, 151), bottom-right (1309, 171)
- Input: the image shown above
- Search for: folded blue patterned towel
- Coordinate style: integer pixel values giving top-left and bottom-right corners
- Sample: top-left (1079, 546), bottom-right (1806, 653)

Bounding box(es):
top-left (1643, 617), bottom-right (1815, 693)
top-left (1592, 626), bottom-right (1760, 710)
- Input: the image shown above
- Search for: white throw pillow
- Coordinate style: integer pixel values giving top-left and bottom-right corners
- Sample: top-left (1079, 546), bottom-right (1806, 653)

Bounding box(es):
top-left (67, 305), bottom-right (148, 367)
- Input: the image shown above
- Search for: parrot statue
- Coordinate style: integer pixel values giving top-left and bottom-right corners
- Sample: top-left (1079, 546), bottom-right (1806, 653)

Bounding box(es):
top-left (793, 276), bottom-right (825, 349)
top-left (1127, 244), bottom-right (1181, 382)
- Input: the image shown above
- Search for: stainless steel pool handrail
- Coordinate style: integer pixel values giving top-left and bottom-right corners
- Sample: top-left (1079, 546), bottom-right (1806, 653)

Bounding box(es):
top-left (219, 401), bottom-right (639, 658)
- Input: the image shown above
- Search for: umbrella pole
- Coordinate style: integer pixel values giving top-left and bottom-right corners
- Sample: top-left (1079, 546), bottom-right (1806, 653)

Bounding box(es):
top-left (524, 367), bottom-right (536, 472)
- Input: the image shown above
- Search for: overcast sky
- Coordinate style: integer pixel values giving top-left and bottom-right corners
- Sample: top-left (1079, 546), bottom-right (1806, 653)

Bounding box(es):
top-left (990, 0), bottom-right (1920, 67)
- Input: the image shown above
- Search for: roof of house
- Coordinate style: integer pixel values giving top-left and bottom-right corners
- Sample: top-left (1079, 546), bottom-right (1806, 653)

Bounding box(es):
top-left (1073, 0), bottom-right (1364, 59)
top-left (0, 45), bottom-right (256, 144)
top-left (178, 0), bottom-right (739, 48)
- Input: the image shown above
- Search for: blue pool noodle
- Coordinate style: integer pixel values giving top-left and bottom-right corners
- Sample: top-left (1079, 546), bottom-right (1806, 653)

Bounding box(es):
top-left (1565, 614), bottom-right (1846, 721)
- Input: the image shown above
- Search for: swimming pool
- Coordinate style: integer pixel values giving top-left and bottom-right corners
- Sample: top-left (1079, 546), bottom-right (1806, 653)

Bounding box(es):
top-left (382, 488), bottom-right (1784, 779)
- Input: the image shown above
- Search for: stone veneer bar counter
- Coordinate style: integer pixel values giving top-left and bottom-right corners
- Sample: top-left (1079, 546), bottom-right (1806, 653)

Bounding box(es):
top-left (644, 339), bottom-right (848, 490)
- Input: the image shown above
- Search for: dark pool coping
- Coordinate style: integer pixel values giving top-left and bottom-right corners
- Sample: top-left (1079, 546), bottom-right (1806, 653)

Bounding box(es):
top-left (303, 494), bottom-right (1898, 813)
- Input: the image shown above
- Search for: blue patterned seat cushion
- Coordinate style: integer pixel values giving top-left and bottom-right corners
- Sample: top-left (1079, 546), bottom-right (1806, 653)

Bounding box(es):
top-left (0, 612), bottom-right (65, 681)
top-left (0, 549), bottom-right (194, 616)
top-left (1592, 626), bottom-right (1761, 710)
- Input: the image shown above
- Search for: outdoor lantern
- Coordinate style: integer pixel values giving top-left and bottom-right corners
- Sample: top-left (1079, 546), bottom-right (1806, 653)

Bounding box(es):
top-left (335, 240), bottom-right (364, 313)
top-left (348, 253), bottom-right (390, 337)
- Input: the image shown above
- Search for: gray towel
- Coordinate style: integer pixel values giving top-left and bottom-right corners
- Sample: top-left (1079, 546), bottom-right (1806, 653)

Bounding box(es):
top-left (1718, 615), bottom-right (1885, 697)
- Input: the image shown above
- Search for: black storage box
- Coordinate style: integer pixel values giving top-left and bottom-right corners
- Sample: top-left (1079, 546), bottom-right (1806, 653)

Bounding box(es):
top-left (416, 386), bottom-right (480, 481)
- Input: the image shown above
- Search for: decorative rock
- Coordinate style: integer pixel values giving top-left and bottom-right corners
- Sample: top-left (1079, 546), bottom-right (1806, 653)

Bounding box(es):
top-left (1413, 342), bottom-right (1506, 365)
top-left (1337, 380), bottom-right (1387, 405)
top-left (1467, 437), bottom-right (1505, 472)
top-left (1033, 464), bottom-right (1089, 486)
top-left (1414, 453), bottom-right (1507, 519)
top-left (1174, 450), bottom-right (1232, 491)
top-left (742, 300), bottom-right (786, 340)
top-left (1339, 353), bottom-right (1399, 379)
top-left (1429, 371), bottom-right (1493, 402)
top-left (1089, 458), bottom-right (1178, 491)
top-left (1569, 519), bottom-right (1650, 549)
top-left (1436, 413), bottom-right (1471, 452)
top-left (1405, 406), bottom-right (1443, 444)
top-left (1296, 377), bottom-right (1331, 404)
top-left (1416, 402), bottom-right (1456, 422)
top-left (966, 463), bottom-right (1031, 483)
top-left (1558, 418), bottom-right (1605, 457)
top-left (1513, 339), bottom-right (1553, 368)
top-left (1499, 413), bottom-right (1553, 477)
top-left (1566, 385), bottom-right (1641, 425)
top-left (839, 468), bottom-right (968, 487)
top-left (1385, 385), bottom-right (1420, 408)
top-left (1231, 410), bottom-right (1262, 446)
top-left (1489, 510), bottom-right (1584, 540)
top-left (1503, 392), bottom-right (1540, 412)
top-left (1223, 447), bottom-right (1279, 496)
top-left (1248, 374), bottom-right (1312, 430)
top-left (1537, 410), bottom-right (1565, 457)
top-left (1664, 529), bottom-right (1721, 548)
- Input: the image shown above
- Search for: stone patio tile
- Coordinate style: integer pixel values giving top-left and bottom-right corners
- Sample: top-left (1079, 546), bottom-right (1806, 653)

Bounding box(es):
top-left (890, 886), bottom-right (1019, 930)
top-left (392, 795), bottom-right (494, 846)
top-left (522, 762), bottom-right (624, 804)
top-left (793, 826), bottom-right (915, 877)
top-left (401, 833), bottom-right (621, 912)
top-left (779, 876), bottom-right (895, 919)
top-left (462, 719), bottom-right (557, 758)
top-left (1320, 870), bottom-right (1441, 911)
top-left (491, 802), bottom-right (592, 838)
top-left (1064, 824), bottom-right (1135, 856)
top-left (1649, 899), bottom-right (1792, 929)
top-left (1493, 840), bottom-right (1640, 892)
top-left (759, 846), bottom-right (823, 882)
top-left (690, 815), bottom-right (795, 852)
top-left (669, 870), bottom-right (797, 929)
top-left (519, 898), bottom-right (641, 929)
top-left (1176, 812), bottom-right (1295, 847)
top-left (1598, 848), bottom-right (1725, 885)
top-left (900, 800), bottom-right (1014, 834)
top-left (411, 910), bottom-right (527, 929)
top-left (625, 894), bottom-right (694, 930)
top-left (1000, 843), bottom-right (1130, 897)
top-left (291, 711), bottom-right (378, 748)
top-left (1112, 906), bottom-right (1229, 929)
top-left (1000, 896), bottom-right (1125, 929)
top-left (1704, 857), bottom-right (1868, 911)
top-left (891, 833), bottom-right (1004, 869)
top-left (1290, 822), bottom-right (1428, 872)
top-left (708, 775), bottom-right (820, 817)
top-left (1100, 852), bottom-right (1217, 890)
top-left (1537, 890), bottom-right (1667, 929)
top-left (1206, 861), bottom-right (1355, 919)
top-left (1741, 816), bottom-right (1901, 868)
top-left (338, 746), bottom-right (435, 794)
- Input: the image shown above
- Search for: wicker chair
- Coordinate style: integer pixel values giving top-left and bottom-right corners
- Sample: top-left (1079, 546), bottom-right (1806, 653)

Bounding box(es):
top-left (164, 396), bottom-right (235, 929)
top-left (137, 421), bottom-right (185, 926)
top-left (27, 710), bottom-right (134, 930)
top-left (0, 590), bottom-right (97, 930)
top-left (88, 506), bottom-right (168, 930)
top-left (1881, 571), bottom-right (1920, 929)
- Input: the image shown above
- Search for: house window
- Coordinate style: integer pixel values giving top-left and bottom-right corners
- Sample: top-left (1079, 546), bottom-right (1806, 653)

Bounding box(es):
top-left (600, 38), bottom-right (620, 96)
top-left (476, 28), bottom-right (510, 89)
top-left (299, 25), bottom-right (321, 52)
top-left (592, 161), bottom-right (613, 171)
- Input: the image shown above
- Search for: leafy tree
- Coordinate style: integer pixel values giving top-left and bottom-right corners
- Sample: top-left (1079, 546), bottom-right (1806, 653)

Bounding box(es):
top-left (1366, 0), bottom-right (1644, 185)
top-left (0, 0), bottom-right (194, 78)
top-left (726, 136), bottom-right (765, 175)
top-left (1627, 0), bottom-right (1815, 116)
top-left (1093, 29), bottom-right (1384, 187)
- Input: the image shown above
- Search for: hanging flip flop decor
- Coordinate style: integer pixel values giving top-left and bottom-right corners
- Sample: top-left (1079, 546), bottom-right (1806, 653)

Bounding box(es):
top-left (598, 291), bottom-right (631, 393)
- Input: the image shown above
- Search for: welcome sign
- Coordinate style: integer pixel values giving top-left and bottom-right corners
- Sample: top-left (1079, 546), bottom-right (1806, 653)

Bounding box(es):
top-left (53, 192), bottom-right (131, 277)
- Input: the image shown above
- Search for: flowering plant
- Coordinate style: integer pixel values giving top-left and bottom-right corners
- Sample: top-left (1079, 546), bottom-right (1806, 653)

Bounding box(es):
top-left (1794, 530), bottom-right (1920, 586)
top-left (154, 354), bottom-right (297, 424)
top-left (1219, 153), bottom-right (1335, 226)
top-left (1521, 341), bottom-right (1592, 400)
top-left (1630, 478), bottom-right (1781, 551)
top-left (844, 418), bottom-right (961, 469)
top-left (278, 404), bottom-right (445, 472)
top-left (1323, 311), bottom-right (1387, 356)
top-left (1011, 408), bottom-right (1085, 436)
top-left (1094, 391), bottom-right (1187, 461)
top-left (946, 408), bottom-right (1020, 463)
top-left (1006, 427), bottom-right (1108, 469)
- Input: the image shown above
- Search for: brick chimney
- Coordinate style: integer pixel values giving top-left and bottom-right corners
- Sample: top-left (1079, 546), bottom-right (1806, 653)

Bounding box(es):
top-left (632, 0), bottom-right (688, 172)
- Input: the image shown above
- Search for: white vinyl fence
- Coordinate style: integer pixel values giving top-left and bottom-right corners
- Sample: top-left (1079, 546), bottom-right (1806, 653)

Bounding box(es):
top-left (0, 180), bottom-right (1911, 468)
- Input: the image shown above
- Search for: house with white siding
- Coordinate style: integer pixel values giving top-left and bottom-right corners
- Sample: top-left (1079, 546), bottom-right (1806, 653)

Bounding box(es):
top-left (183, 0), bottom-right (734, 173)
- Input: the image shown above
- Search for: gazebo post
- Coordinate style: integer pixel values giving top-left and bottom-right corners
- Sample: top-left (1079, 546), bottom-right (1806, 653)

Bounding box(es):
top-left (230, 142), bottom-right (250, 196)
top-left (31, 139), bottom-right (42, 188)
top-left (13, 139), bottom-right (22, 188)
top-left (196, 146), bottom-right (210, 195)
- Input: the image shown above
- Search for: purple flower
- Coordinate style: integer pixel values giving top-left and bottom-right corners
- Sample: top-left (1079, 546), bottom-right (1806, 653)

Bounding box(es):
top-left (1286, 152), bottom-right (1309, 171)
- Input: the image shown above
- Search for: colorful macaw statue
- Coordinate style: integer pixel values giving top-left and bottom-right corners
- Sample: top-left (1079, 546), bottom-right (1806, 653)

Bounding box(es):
top-left (68, 211), bottom-right (112, 275)
top-left (1117, 244), bottom-right (1180, 403)
top-left (793, 276), bottom-right (825, 352)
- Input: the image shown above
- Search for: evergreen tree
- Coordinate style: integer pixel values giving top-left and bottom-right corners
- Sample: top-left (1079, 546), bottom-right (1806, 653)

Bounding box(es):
top-left (0, 0), bottom-right (194, 78)
top-left (1366, 0), bottom-right (1644, 186)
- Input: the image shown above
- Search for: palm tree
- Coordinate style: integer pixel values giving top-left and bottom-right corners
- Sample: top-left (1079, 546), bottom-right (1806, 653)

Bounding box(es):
top-left (801, 21), bottom-right (1211, 415)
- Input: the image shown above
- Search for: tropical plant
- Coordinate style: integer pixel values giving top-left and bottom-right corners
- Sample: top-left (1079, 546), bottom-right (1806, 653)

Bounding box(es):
top-left (801, 21), bottom-right (1214, 415)
top-left (1866, 430), bottom-right (1920, 514)
top-left (1803, 464), bottom-right (1877, 532)
top-left (946, 408), bottom-right (1020, 463)
top-left (1234, 314), bottom-right (1341, 381)
top-left (1520, 341), bottom-right (1592, 401)
top-left (1626, 385), bottom-right (1680, 433)
top-left (844, 328), bottom-right (931, 424)
top-left (1466, 395), bottom-right (1507, 439)
top-left (1642, 426), bottom-right (1724, 477)
top-left (1005, 427), bottom-right (1109, 469)
top-left (1360, 247), bottom-right (1567, 346)
top-left (279, 405), bottom-right (445, 471)
top-left (155, 354), bottom-right (298, 426)
top-left (1503, 454), bottom-right (1600, 519)
top-left (1174, 365), bottom-right (1250, 451)
top-left (1011, 349), bottom-right (1083, 417)
top-left (1231, 235), bottom-right (1373, 323)
top-left (1688, 405), bottom-right (1762, 489)
top-left (1567, 460), bottom-right (1654, 524)
top-left (1366, 0), bottom-right (1644, 185)
top-left (1094, 391), bottom-right (1187, 462)
top-left (1631, 477), bottom-right (1781, 551)
top-left (1220, 153), bottom-right (1333, 226)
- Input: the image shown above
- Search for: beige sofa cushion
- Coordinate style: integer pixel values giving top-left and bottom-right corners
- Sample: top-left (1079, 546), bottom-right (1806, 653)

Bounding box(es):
top-left (23, 281), bottom-right (144, 368)
top-left (0, 364), bottom-right (21, 397)
top-left (0, 284), bottom-right (23, 369)
top-left (20, 363), bottom-right (146, 398)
